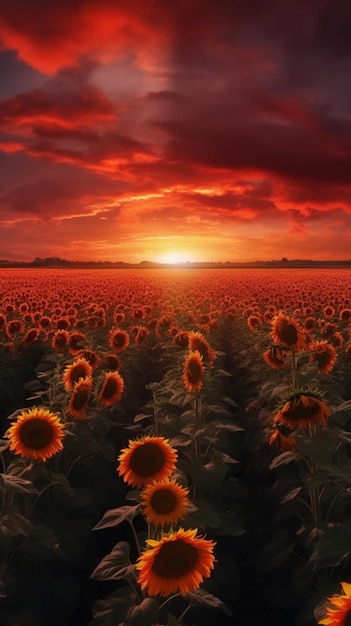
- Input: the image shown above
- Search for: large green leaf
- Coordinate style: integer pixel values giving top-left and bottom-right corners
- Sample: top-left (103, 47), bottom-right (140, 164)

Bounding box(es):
top-left (93, 504), bottom-right (140, 530)
top-left (90, 541), bottom-right (135, 581)
top-left (187, 588), bottom-right (232, 615)
top-left (309, 523), bottom-right (351, 568)
top-left (0, 473), bottom-right (38, 494)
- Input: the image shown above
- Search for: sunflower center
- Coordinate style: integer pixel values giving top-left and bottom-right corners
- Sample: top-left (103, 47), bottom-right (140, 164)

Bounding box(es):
top-left (314, 350), bottom-right (331, 368)
top-left (150, 488), bottom-right (177, 514)
top-left (284, 398), bottom-right (318, 420)
top-left (186, 360), bottom-right (202, 384)
top-left (152, 539), bottom-right (199, 579)
top-left (277, 320), bottom-right (298, 345)
top-left (102, 378), bottom-right (118, 399)
top-left (129, 443), bottom-right (165, 477)
top-left (72, 388), bottom-right (89, 410)
top-left (19, 418), bottom-right (54, 450)
top-left (344, 610), bottom-right (351, 626)
top-left (112, 333), bottom-right (126, 348)
top-left (70, 365), bottom-right (88, 384)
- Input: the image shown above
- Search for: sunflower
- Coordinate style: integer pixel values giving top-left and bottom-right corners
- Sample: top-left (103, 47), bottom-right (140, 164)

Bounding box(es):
top-left (67, 376), bottom-right (92, 419)
top-left (68, 331), bottom-right (87, 354)
top-left (141, 478), bottom-right (190, 527)
top-left (274, 391), bottom-right (331, 430)
top-left (309, 340), bottom-right (337, 374)
top-left (63, 357), bottom-right (93, 391)
top-left (183, 350), bottom-right (205, 394)
top-left (76, 348), bottom-right (101, 369)
top-left (269, 424), bottom-right (296, 452)
top-left (6, 319), bottom-right (24, 337)
top-left (173, 331), bottom-right (189, 348)
top-left (247, 315), bottom-right (262, 333)
top-left (136, 527), bottom-right (216, 597)
top-left (6, 407), bottom-right (64, 461)
top-left (188, 331), bottom-right (216, 366)
top-left (319, 581), bottom-right (351, 625)
top-left (98, 371), bottom-right (124, 407)
top-left (21, 328), bottom-right (40, 346)
top-left (102, 353), bottom-right (121, 371)
top-left (270, 313), bottom-right (306, 351)
top-left (52, 329), bottom-right (70, 352)
top-left (109, 328), bottom-right (130, 353)
top-left (263, 346), bottom-right (289, 370)
top-left (117, 436), bottom-right (178, 488)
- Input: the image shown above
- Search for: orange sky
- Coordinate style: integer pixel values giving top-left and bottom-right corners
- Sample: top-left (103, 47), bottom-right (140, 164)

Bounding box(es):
top-left (0, 0), bottom-right (351, 263)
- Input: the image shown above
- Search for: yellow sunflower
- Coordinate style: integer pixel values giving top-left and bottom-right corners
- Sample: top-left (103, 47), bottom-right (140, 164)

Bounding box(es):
top-left (136, 527), bottom-right (216, 597)
top-left (274, 391), bottom-right (331, 430)
top-left (98, 371), bottom-right (124, 407)
top-left (188, 331), bottom-right (216, 366)
top-left (309, 340), bottom-right (337, 374)
top-left (62, 357), bottom-right (93, 391)
top-left (67, 376), bottom-right (92, 419)
top-left (6, 407), bottom-right (64, 461)
top-left (270, 313), bottom-right (306, 351)
top-left (182, 350), bottom-right (205, 394)
top-left (117, 436), bottom-right (178, 488)
top-left (109, 328), bottom-right (130, 353)
top-left (263, 346), bottom-right (289, 370)
top-left (141, 478), bottom-right (190, 527)
top-left (319, 581), bottom-right (351, 625)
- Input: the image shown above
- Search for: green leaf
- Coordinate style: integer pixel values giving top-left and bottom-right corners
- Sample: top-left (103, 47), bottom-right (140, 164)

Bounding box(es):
top-left (91, 586), bottom-right (138, 625)
top-left (90, 541), bottom-right (135, 581)
top-left (0, 473), bottom-right (38, 494)
top-left (309, 523), bottom-right (351, 568)
top-left (187, 588), bottom-right (232, 615)
top-left (93, 504), bottom-right (140, 530)
top-left (129, 598), bottom-right (159, 626)
top-left (256, 530), bottom-right (295, 572)
top-left (281, 487), bottom-right (302, 503)
top-left (269, 451), bottom-right (300, 470)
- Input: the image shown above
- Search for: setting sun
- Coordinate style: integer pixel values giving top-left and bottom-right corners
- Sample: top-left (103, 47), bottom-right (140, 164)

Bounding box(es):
top-left (155, 251), bottom-right (193, 264)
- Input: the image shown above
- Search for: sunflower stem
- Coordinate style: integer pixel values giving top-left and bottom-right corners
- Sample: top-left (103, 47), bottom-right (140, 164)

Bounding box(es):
top-left (291, 350), bottom-right (297, 390)
top-left (158, 592), bottom-right (182, 610)
top-left (129, 519), bottom-right (142, 557)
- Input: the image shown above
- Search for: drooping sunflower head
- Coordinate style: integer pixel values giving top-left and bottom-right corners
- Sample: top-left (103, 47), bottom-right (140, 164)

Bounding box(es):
top-left (247, 315), bottom-right (262, 333)
top-left (263, 346), bottom-right (289, 370)
top-left (63, 357), bottom-right (93, 391)
top-left (21, 328), bottom-right (40, 346)
top-left (187, 331), bottom-right (216, 365)
top-left (67, 331), bottom-right (87, 354)
top-left (309, 340), bottom-right (337, 374)
top-left (141, 478), bottom-right (190, 527)
top-left (117, 436), bottom-right (178, 488)
top-left (52, 329), bottom-right (70, 352)
top-left (270, 313), bottom-right (306, 352)
top-left (274, 390), bottom-right (331, 430)
top-left (6, 407), bottom-right (64, 461)
top-left (136, 527), bottom-right (216, 597)
top-left (182, 350), bottom-right (205, 394)
top-left (67, 376), bottom-right (92, 419)
top-left (98, 371), bottom-right (124, 407)
top-left (318, 581), bottom-right (351, 625)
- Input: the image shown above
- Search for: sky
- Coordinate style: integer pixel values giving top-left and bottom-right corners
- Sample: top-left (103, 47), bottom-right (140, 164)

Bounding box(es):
top-left (1, 0), bottom-right (351, 263)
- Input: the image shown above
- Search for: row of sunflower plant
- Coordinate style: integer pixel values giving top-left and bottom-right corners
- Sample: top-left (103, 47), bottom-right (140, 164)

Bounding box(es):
top-left (87, 329), bottom-right (245, 625)
top-left (244, 311), bottom-right (351, 626)
top-left (0, 320), bottom-right (245, 626)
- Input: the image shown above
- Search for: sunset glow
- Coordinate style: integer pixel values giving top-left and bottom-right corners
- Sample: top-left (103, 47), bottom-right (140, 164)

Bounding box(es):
top-left (0, 1), bottom-right (350, 262)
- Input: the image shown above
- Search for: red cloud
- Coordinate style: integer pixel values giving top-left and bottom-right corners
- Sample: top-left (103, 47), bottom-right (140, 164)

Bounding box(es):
top-left (0, 86), bottom-right (117, 131)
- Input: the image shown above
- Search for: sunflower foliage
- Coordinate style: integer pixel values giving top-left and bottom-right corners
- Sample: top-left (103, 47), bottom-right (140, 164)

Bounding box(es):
top-left (88, 332), bottom-right (244, 626)
top-left (249, 311), bottom-right (351, 625)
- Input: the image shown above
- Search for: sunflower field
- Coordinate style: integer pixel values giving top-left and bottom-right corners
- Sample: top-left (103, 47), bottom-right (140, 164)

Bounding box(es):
top-left (1, 267), bottom-right (351, 626)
